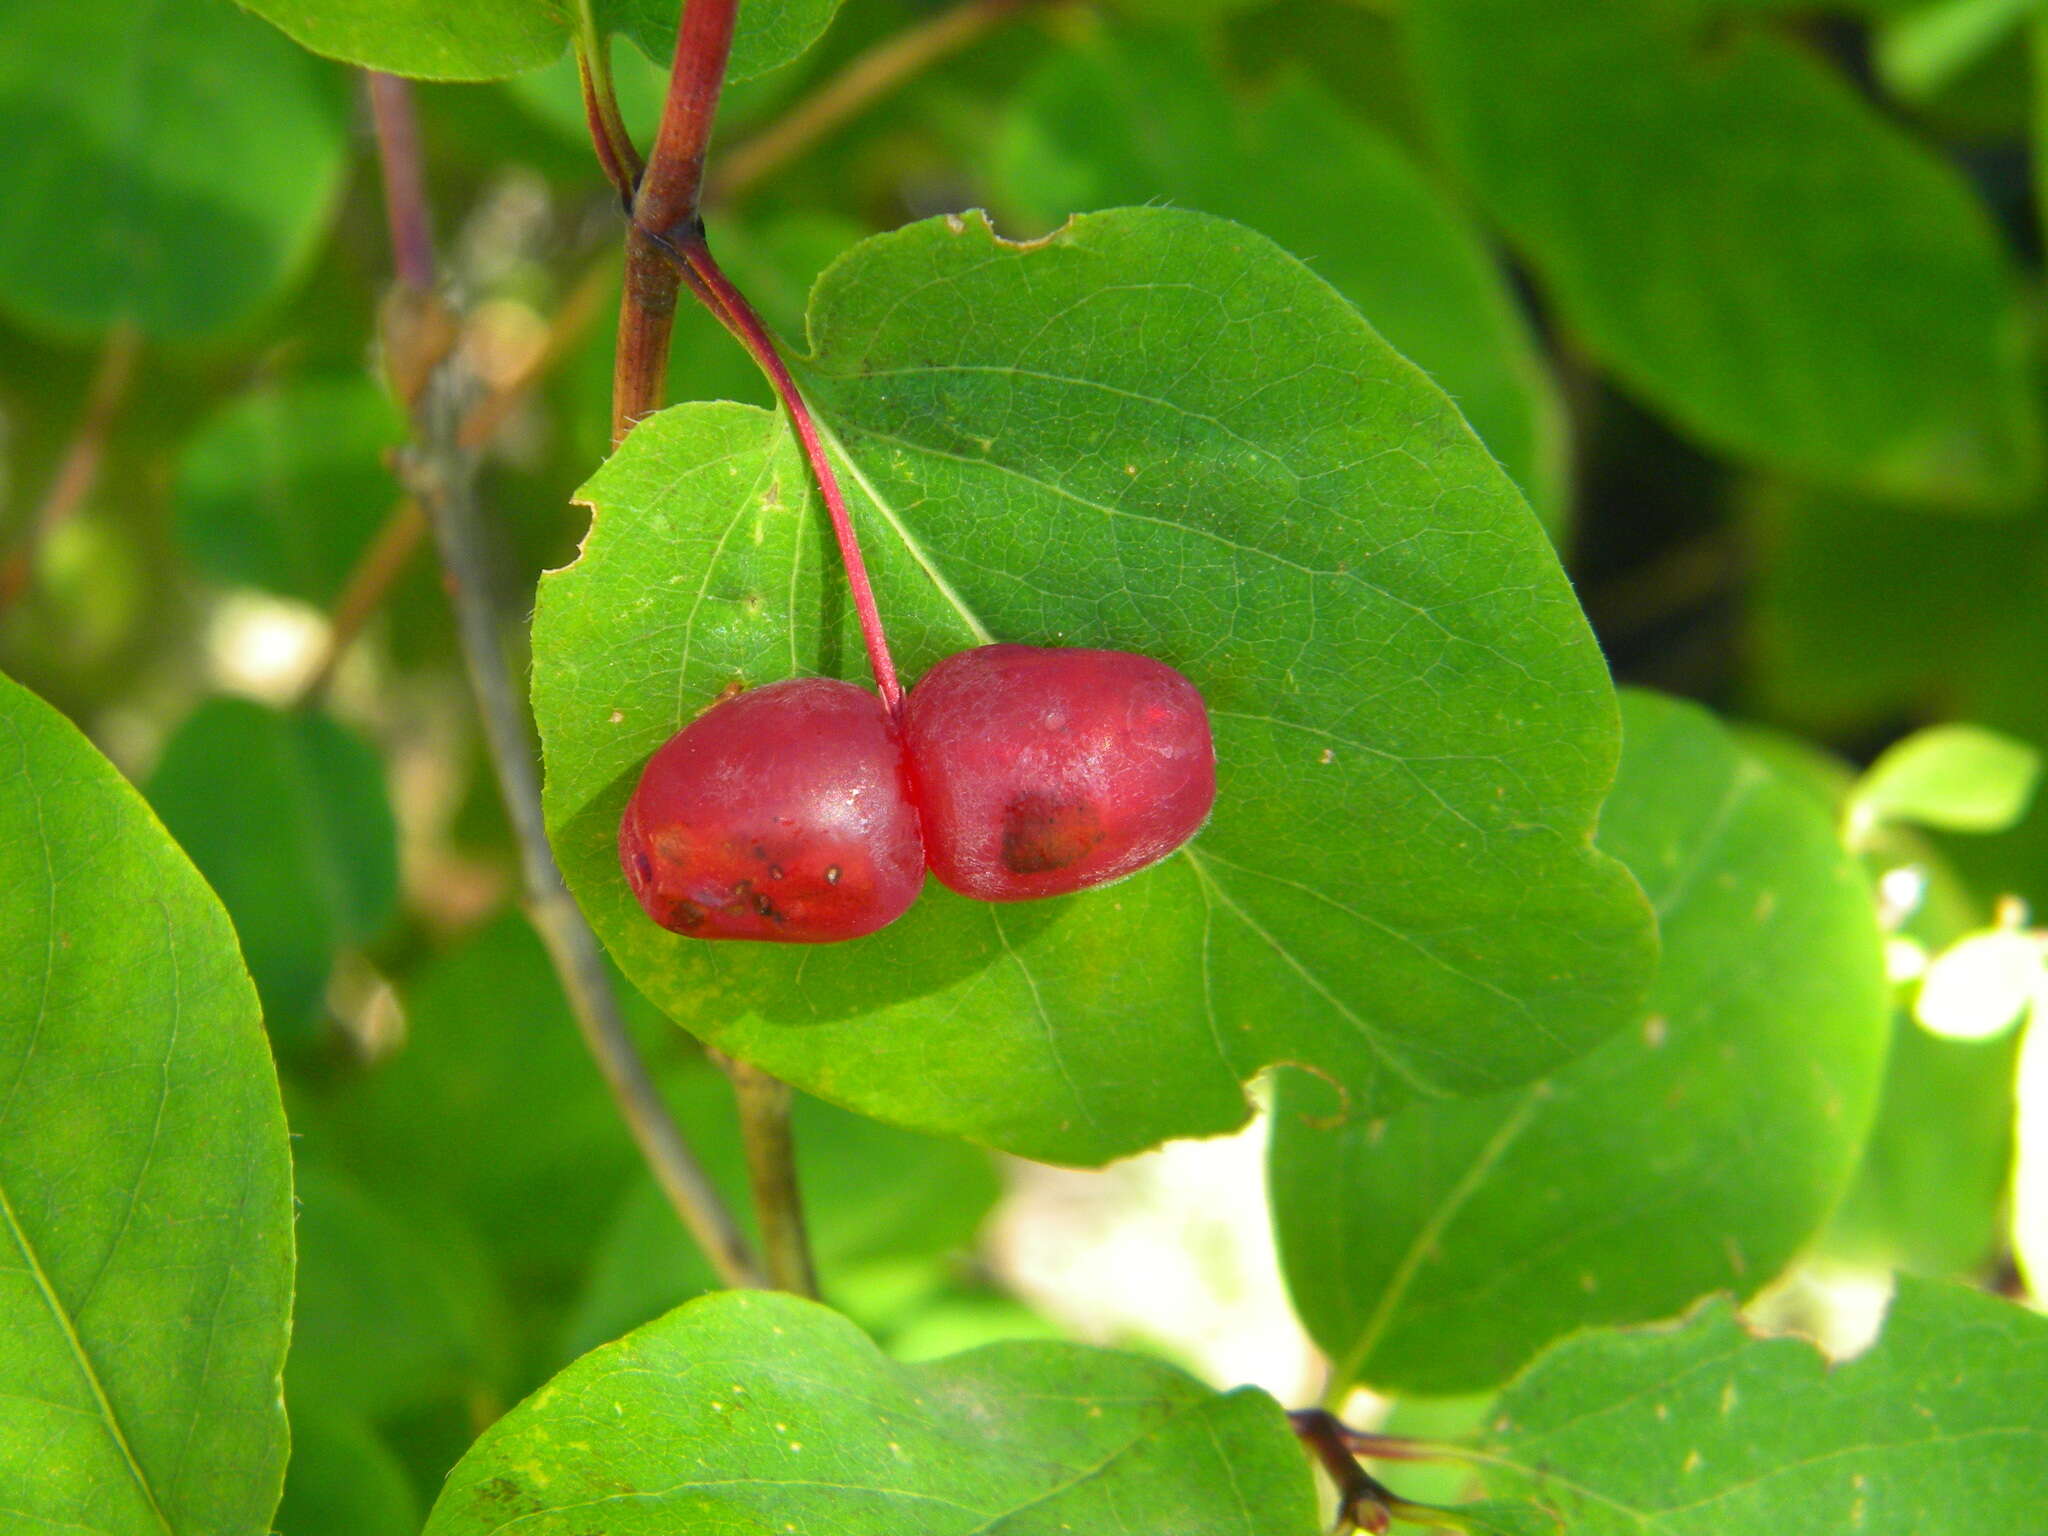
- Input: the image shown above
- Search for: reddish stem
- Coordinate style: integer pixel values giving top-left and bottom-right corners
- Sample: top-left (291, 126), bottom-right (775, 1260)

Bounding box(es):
top-left (580, 49), bottom-right (637, 205)
top-left (613, 225), bottom-right (682, 445)
top-left (367, 72), bottom-right (434, 293)
top-left (669, 230), bottom-right (902, 713)
top-left (607, 0), bottom-right (902, 709)
top-left (639, 0), bottom-right (739, 241)
top-left (607, 0), bottom-right (735, 445)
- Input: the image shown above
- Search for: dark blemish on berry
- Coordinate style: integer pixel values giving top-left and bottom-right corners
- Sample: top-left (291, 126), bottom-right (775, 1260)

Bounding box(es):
top-left (668, 899), bottom-right (706, 930)
top-left (632, 849), bottom-right (654, 885)
top-left (1001, 796), bottom-right (1105, 874)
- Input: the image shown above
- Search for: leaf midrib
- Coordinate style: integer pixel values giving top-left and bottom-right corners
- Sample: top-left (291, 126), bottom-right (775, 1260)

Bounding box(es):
top-left (1328, 1084), bottom-right (1546, 1398)
top-left (2, 720), bottom-right (176, 1535)
top-left (804, 408), bottom-right (1460, 1106)
top-left (0, 1178), bottom-right (176, 1535)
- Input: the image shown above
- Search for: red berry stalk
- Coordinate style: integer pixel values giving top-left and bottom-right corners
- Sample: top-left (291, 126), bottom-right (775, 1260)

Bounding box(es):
top-left (605, 0), bottom-right (903, 714)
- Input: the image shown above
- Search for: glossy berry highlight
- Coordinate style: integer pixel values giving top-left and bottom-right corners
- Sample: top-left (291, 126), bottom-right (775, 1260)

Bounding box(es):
top-left (903, 643), bottom-right (1216, 901)
top-left (618, 678), bottom-right (924, 942)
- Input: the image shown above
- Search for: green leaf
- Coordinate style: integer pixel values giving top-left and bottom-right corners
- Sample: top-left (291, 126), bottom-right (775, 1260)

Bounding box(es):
top-left (174, 374), bottom-right (406, 607)
top-left (565, 1075), bottom-right (1000, 1356)
top-left (599, 0), bottom-right (844, 83)
top-left (319, 910), bottom-right (670, 1285)
top-left (1735, 724), bottom-right (2024, 1278)
top-left (286, 1157), bottom-right (511, 1419)
top-left (425, 1290), bottom-right (1319, 1535)
top-left (1827, 1017), bottom-right (2017, 1275)
top-left (1464, 1278), bottom-right (2048, 1533)
top-left (146, 698), bottom-right (399, 1045)
top-left (235, 0), bottom-right (565, 78)
top-left (238, 0), bottom-right (840, 80)
top-left (276, 1409), bottom-right (421, 1536)
top-left (1876, 0), bottom-right (2030, 101)
top-left (1404, 0), bottom-right (2042, 505)
top-left (1108, 0), bottom-right (1267, 22)
top-left (533, 206), bottom-right (1655, 1165)
top-left (502, 39), bottom-right (672, 147)
top-left (1744, 486), bottom-right (2041, 730)
top-left (0, 0), bottom-right (347, 339)
top-left (1271, 690), bottom-right (1890, 1395)
top-left (1850, 724), bottom-right (2043, 837)
top-left (0, 671), bottom-right (292, 1535)
top-left (990, 28), bottom-right (1570, 526)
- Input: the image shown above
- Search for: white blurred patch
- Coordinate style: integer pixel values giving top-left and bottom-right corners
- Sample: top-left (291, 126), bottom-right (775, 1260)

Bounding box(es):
top-left (1883, 936), bottom-right (1928, 985)
top-left (1876, 864), bottom-right (1928, 931)
top-left (206, 590), bottom-right (328, 704)
top-left (2013, 1010), bottom-right (2048, 1303)
top-left (987, 1108), bottom-right (1322, 1403)
top-left (1914, 928), bottom-right (2045, 1042)
top-left (1747, 1262), bottom-right (1896, 1362)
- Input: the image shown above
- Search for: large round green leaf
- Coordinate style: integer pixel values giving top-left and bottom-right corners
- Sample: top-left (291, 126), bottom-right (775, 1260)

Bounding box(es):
top-left (992, 28), bottom-right (1570, 527)
top-left (599, 0), bottom-right (843, 82)
top-left (0, 671), bottom-right (292, 1535)
top-left (1271, 690), bottom-right (1890, 1395)
top-left (1460, 1279), bottom-right (2048, 1534)
top-left (1743, 722), bottom-right (2025, 1279)
top-left (1404, 0), bottom-right (2042, 507)
top-left (0, 0), bottom-right (347, 339)
top-left (424, 1290), bottom-right (1319, 1535)
top-left (237, 0), bottom-right (840, 81)
top-left (532, 207), bottom-right (1655, 1165)
top-left (235, 0), bottom-right (564, 78)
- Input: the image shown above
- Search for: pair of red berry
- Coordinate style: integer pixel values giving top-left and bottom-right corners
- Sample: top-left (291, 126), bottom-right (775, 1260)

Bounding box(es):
top-left (618, 643), bottom-right (1217, 942)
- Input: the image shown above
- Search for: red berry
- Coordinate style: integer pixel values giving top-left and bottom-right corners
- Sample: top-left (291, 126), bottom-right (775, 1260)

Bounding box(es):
top-left (618, 678), bottom-right (924, 942)
top-left (903, 644), bottom-right (1216, 901)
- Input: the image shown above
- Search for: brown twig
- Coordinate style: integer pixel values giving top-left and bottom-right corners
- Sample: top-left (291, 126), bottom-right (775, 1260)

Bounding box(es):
top-left (710, 0), bottom-right (1032, 204)
top-left (612, 222), bottom-right (683, 444)
top-left (608, 0), bottom-right (739, 444)
top-left (725, 1055), bottom-right (819, 1297)
top-left (1291, 1411), bottom-right (1402, 1534)
top-left (301, 247), bottom-right (618, 701)
top-left (0, 323), bottom-right (142, 613)
top-left (1287, 1412), bottom-right (1492, 1534)
top-left (301, 496), bottom-right (426, 700)
top-left (365, 69), bottom-right (765, 1292)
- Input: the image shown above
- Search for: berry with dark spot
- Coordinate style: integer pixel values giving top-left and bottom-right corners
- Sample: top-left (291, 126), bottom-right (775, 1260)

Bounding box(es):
top-left (903, 644), bottom-right (1215, 901)
top-left (619, 678), bottom-right (924, 942)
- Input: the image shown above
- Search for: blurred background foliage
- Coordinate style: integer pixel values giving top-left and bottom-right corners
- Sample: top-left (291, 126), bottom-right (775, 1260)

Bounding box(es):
top-left (5, 0), bottom-right (2048, 1519)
